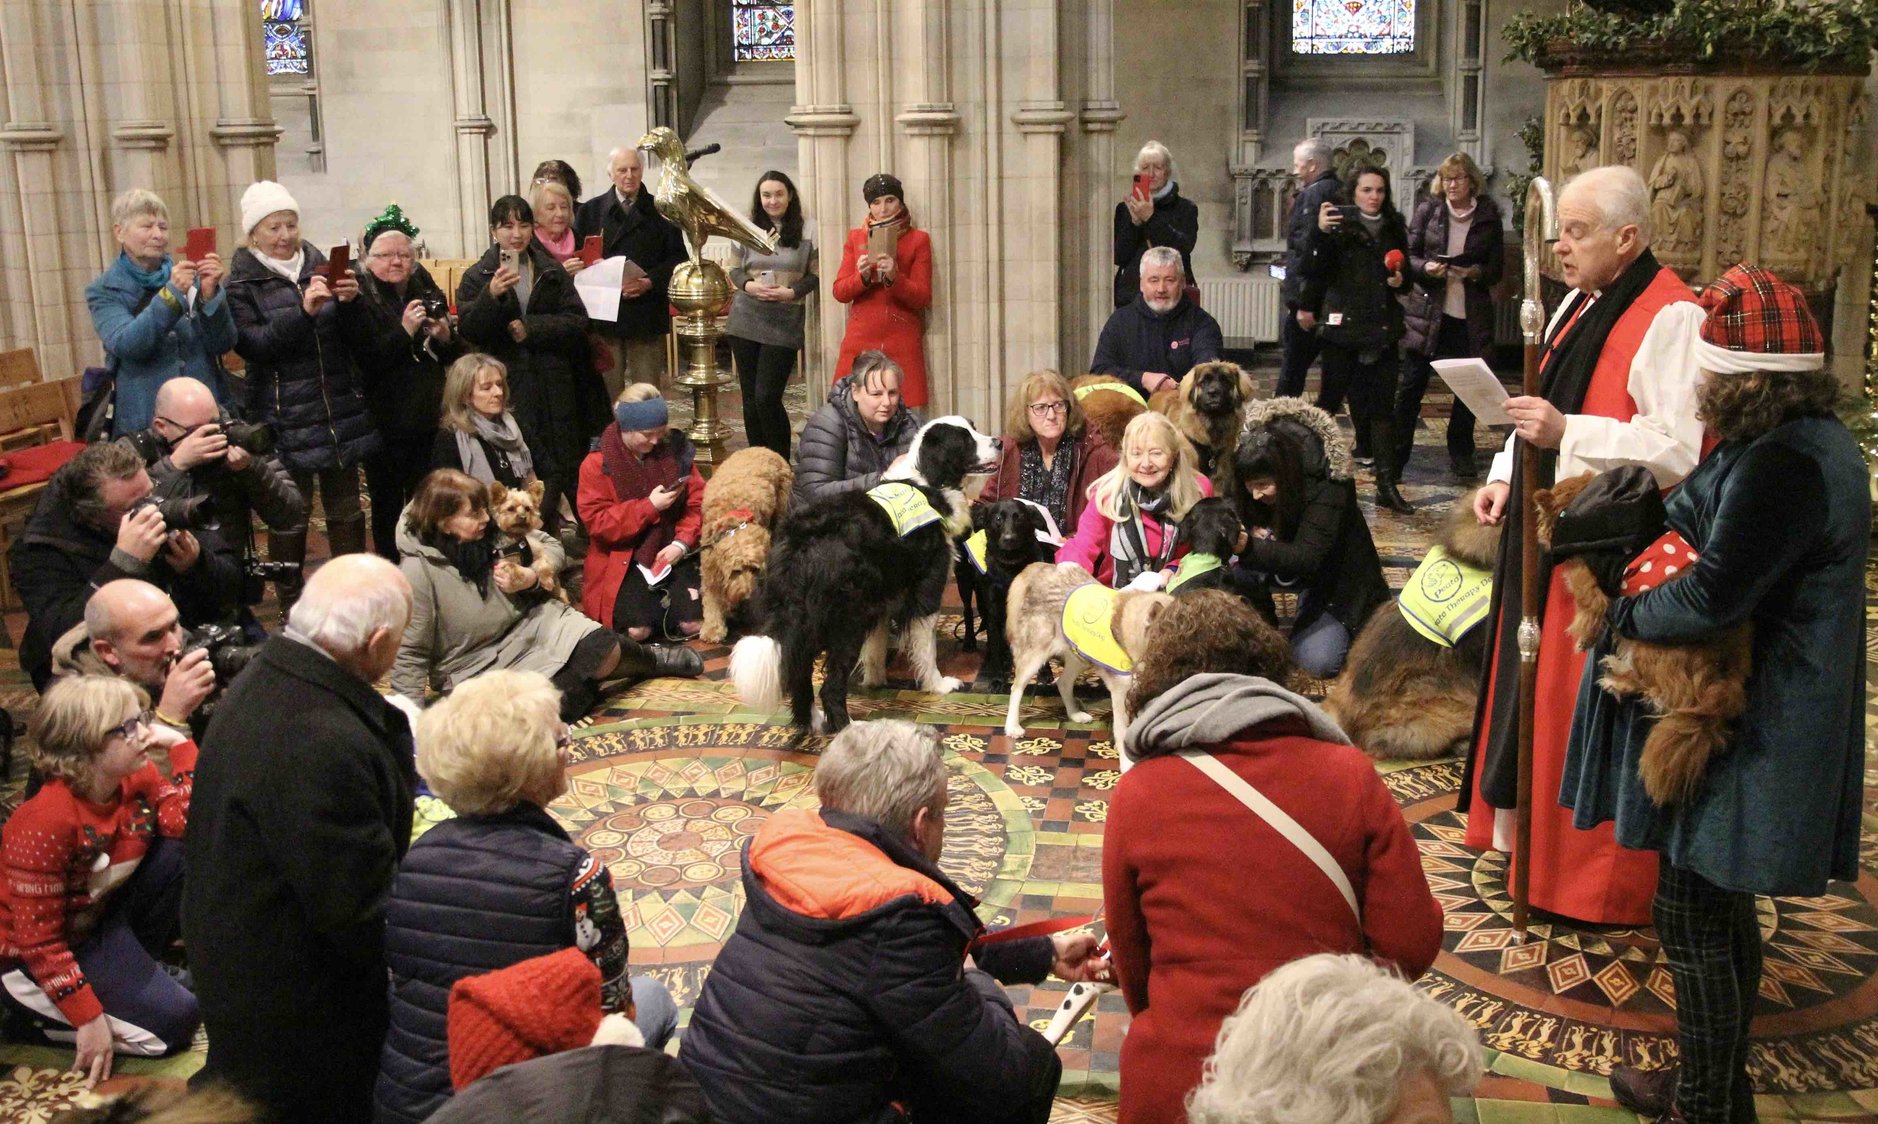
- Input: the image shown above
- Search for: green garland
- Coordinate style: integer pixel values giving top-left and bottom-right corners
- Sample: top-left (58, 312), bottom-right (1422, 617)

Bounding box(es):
top-left (1502, 0), bottom-right (1878, 71)
top-left (1503, 115), bottom-right (1546, 232)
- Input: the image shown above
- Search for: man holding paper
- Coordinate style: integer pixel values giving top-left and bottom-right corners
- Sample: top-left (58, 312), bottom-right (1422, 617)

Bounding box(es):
top-left (1460, 165), bottom-right (1706, 926)
top-left (574, 146), bottom-right (687, 399)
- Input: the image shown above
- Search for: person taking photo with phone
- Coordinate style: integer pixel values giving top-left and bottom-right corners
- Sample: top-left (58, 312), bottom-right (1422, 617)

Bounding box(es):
top-left (1111, 141), bottom-right (1198, 310)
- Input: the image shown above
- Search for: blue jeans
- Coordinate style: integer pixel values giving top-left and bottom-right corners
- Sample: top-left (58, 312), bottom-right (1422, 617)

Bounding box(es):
top-left (1291, 611), bottom-right (1352, 678)
top-left (630, 974), bottom-right (679, 1050)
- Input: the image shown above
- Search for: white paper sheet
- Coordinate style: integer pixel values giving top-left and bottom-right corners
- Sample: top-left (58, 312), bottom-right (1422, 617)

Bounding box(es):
top-left (1013, 497), bottom-right (1065, 546)
top-left (637, 560), bottom-right (673, 587)
top-left (1432, 358), bottom-right (1514, 426)
top-left (574, 257), bottom-right (626, 321)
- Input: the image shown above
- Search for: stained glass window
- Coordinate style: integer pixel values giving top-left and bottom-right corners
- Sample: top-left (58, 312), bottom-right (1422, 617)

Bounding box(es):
top-left (1291, 0), bottom-right (1415, 55)
top-left (261, 0), bottom-right (310, 77)
top-left (732, 1), bottom-right (795, 62)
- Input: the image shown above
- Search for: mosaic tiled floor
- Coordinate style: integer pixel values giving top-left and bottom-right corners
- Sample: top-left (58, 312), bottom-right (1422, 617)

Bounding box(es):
top-left (3, 357), bottom-right (1877, 1122)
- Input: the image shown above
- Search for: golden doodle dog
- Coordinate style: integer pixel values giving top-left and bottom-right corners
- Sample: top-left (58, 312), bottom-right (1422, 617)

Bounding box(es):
top-left (486, 480), bottom-right (568, 603)
top-left (1067, 374), bottom-right (1147, 451)
top-left (1535, 469), bottom-right (1752, 807)
top-left (1324, 493), bottom-right (1499, 760)
top-left (1149, 360), bottom-right (1257, 492)
top-left (1002, 561), bottom-right (1172, 759)
top-left (698, 446), bottom-right (793, 643)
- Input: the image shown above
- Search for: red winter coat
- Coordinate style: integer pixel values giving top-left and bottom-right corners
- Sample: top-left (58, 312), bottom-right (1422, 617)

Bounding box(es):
top-left (577, 449), bottom-right (704, 628)
top-left (1102, 722), bottom-right (1442, 1124)
top-left (832, 226), bottom-right (933, 407)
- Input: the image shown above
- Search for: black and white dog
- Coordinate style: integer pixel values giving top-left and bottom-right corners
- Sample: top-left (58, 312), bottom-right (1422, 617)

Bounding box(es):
top-left (732, 417), bottom-right (1000, 733)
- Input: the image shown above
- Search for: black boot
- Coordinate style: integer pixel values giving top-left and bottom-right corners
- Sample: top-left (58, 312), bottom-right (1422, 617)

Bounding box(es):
top-left (326, 517), bottom-right (368, 560)
top-left (614, 634), bottom-right (704, 679)
top-left (1370, 420), bottom-right (1414, 515)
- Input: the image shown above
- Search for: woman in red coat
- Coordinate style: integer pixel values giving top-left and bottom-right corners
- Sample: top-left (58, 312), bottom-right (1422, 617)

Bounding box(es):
top-left (1102, 591), bottom-right (1442, 1124)
top-left (832, 173), bottom-right (933, 408)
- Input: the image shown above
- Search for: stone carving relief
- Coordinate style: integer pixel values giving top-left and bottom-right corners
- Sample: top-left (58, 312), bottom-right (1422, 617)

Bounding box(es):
top-left (1560, 125), bottom-right (1599, 178)
top-left (1647, 78), bottom-right (1712, 129)
top-left (1768, 78), bottom-right (1825, 128)
top-left (1557, 78), bottom-right (1602, 129)
top-left (1307, 119), bottom-right (1415, 183)
top-left (1610, 88), bottom-right (1639, 167)
top-left (1648, 130), bottom-right (1705, 256)
top-left (1714, 88), bottom-right (1755, 269)
top-left (1762, 127), bottom-right (1823, 261)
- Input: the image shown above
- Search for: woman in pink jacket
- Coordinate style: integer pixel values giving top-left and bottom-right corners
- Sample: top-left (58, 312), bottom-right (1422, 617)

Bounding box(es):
top-left (1056, 411), bottom-right (1212, 588)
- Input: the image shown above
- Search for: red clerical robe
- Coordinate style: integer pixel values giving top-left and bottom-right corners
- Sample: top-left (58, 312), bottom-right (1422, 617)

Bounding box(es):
top-left (1465, 264), bottom-right (1703, 925)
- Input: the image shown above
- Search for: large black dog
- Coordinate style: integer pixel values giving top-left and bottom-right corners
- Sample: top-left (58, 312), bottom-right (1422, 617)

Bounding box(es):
top-left (957, 499), bottom-right (1051, 691)
top-left (732, 416), bottom-right (1000, 732)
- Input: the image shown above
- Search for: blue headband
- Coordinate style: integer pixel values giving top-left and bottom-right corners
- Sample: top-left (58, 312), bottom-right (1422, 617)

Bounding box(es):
top-left (615, 397), bottom-right (669, 432)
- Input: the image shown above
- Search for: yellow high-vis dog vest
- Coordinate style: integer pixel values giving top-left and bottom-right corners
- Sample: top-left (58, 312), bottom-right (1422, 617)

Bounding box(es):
top-left (867, 482), bottom-right (942, 537)
top-left (1063, 583), bottom-right (1132, 674)
top-left (1397, 544), bottom-right (1493, 648)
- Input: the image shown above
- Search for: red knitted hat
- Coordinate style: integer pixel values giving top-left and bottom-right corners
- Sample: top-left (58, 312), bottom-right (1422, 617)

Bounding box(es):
top-left (447, 948), bottom-right (603, 1090)
top-left (1695, 263), bottom-right (1823, 372)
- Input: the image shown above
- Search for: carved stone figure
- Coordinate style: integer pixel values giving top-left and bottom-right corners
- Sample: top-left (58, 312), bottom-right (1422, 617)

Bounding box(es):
top-left (1647, 130), bottom-right (1704, 253)
top-left (1763, 127), bottom-right (1823, 258)
top-left (1561, 125), bottom-right (1599, 178)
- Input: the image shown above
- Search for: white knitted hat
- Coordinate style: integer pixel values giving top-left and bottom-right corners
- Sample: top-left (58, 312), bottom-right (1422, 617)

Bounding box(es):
top-left (240, 180), bottom-right (300, 234)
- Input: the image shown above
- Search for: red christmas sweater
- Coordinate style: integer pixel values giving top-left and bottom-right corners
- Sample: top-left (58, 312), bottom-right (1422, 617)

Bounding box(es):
top-left (0, 741), bottom-right (196, 1025)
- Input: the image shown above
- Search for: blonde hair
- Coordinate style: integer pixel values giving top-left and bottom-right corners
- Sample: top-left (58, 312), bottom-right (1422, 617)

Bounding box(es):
top-left (416, 669), bottom-right (566, 815)
top-left (1433, 152), bottom-right (1486, 199)
top-left (617, 382), bottom-right (662, 405)
top-left (1089, 411), bottom-right (1202, 522)
top-left (1004, 369), bottom-right (1084, 445)
top-left (530, 179), bottom-right (574, 214)
top-left (110, 188), bottom-right (169, 229)
top-left (1135, 140), bottom-right (1176, 181)
top-left (31, 675), bottom-right (148, 793)
top-left (441, 353), bottom-right (508, 434)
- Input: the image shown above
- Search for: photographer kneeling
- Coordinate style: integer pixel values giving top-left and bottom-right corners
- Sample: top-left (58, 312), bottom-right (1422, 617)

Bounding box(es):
top-left (10, 441), bottom-right (239, 691)
top-left (129, 377), bottom-right (306, 626)
top-left (48, 581), bottom-right (220, 743)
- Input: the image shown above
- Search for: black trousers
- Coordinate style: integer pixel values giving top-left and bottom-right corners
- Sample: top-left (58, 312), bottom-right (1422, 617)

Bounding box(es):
top-left (1275, 309), bottom-right (1322, 398)
top-left (1393, 315), bottom-right (1479, 470)
top-left (1317, 339), bottom-right (1398, 445)
top-left (729, 335), bottom-right (798, 460)
top-left (364, 435), bottom-right (435, 561)
top-left (1655, 857), bottom-right (1761, 1123)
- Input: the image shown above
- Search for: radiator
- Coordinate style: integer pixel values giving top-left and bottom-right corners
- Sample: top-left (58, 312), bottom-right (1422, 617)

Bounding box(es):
top-left (1198, 276), bottom-right (1284, 347)
top-left (1493, 297), bottom-right (1522, 348)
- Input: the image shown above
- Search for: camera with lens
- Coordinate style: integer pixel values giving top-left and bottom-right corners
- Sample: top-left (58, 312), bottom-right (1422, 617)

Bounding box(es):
top-left (131, 492), bottom-right (214, 532)
top-left (421, 295), bottom-right (450, 321)
top-left (217, 411), bottom-right (275, 456)
top-left (173, 622), bottom-right (265, 688)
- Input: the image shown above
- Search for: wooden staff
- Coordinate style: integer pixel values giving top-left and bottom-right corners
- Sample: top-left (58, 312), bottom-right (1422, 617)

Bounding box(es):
top-left (1513, 176), bottom-right (1558, 936)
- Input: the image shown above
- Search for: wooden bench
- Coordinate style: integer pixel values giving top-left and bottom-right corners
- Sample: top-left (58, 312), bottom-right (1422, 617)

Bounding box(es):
top-left (0, 373), bottom-right (85, 614)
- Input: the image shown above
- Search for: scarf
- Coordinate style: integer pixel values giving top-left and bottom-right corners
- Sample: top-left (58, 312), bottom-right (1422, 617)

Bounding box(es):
top-left (432, 532), bottom-right (497, 597)
top-left (1017, 440), bottom-right (1076, 533)
top-left (1152, 179), bottom-right (1177, 203)
top-left (255, 247), bottom-right (306, 284)
top-left (121, 253), bottom-right (173, 291)
top-left (1125, 672), bottom-right (1350, 763)
top-left (455, 412), bottom-right (535, 485)
top-left (599, 423), bottom-right (688, 568)
top-left (1467, 249), bottom-right (1666, 812)
top-left (1109, 481), bottom-right (1175, 588)
top-left (536, 228), bottom-right (576, 262)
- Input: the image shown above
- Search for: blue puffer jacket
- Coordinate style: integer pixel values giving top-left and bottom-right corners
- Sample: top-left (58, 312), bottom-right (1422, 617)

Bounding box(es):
top-left (373, 805), bottom-right (590, 1124)
top-left (225, 244), bottom-right (381, 472)
top-left (680, 808), bottom-right (1060, 1124)
top-left (85, 253), bottom-right (236, 435)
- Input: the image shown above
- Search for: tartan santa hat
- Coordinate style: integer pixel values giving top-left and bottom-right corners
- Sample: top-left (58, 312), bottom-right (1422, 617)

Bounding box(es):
top-left (447, 948), bottom-right (643, 1090)
top-left (1694, 263), bottom-right (1824, 374)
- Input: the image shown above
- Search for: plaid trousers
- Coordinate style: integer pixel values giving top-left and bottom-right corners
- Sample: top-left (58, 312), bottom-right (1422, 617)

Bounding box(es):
top-left (1655, 857), bottom-right (1761, 1123)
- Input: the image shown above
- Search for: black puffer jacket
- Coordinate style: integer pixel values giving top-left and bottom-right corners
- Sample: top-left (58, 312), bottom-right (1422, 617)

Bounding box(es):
top-left (226, 245), bottom-right (382, 473)
top-left (1300, 204), bottom-right (1409, 356)
top-left (1401, 193), bottom-right (1505, 359)
top-left (429, 1045), bottom-right (711, 1124)
top-left (1231, 397), bottom-right (1390, 636)
top-left (1283, 171), bottom-right (1342, 310)
top-left (791, 374), bottom-right (921, 508)
top-left (680, 808), bottom-right (1060, 1124)
top-left (1111, 184), bottom-right (1199, 307)
top-left (456, 242), bottom-right (608, 482)
top-left (353, 264), bottom-right (464, 439)
top-left (375, 805), bottom-right (595, 1124)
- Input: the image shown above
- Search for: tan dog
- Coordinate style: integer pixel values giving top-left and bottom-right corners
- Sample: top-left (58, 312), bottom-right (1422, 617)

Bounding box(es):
top-left (1067, 374), bottom-right (1148, 451)
top-left (487, 480), bottom-right (567, 603)
top-left (1149, 360), bottom-right (1257, 492)
top-left (699, 447), bottom-right (793, 643)
top-left (1534, 472), bottom-right (1753, 807)
top-left (1002, 561), bottom-right (1173, 759)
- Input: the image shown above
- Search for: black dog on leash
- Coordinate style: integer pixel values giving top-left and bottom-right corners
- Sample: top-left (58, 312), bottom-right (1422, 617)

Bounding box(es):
top-left (1167, 497), bottom-right (1244, 596)
top-left (958, 500), bottom-right (1051, 691)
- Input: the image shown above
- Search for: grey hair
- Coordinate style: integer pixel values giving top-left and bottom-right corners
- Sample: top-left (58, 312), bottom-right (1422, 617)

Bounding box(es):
top-left (287, 555), bottom-right (412, 657)
top-left (1186, 954), bottom-right (1483, 1124)
top-left (1135, 140), bottom-right (1176, 180)
top-left (814, 719), bottom-right (947, 840)
top-left (1293, 138), bottom-right (1334, 170)
top-left (1564, 164), bottom-right (1653, 245)
top-left (1140, 246), bottom-right (1183, 273)
top-left (110, 188), bottom-right (169, 228)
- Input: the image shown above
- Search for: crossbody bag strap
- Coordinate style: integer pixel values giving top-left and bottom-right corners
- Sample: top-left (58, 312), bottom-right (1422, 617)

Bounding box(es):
top-left (1176, 749), bottom-right (1361, 925)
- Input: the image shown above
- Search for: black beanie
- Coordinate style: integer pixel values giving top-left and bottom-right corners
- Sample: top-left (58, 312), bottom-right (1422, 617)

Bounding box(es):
top-left (862, 173), bottom-right (905, 205)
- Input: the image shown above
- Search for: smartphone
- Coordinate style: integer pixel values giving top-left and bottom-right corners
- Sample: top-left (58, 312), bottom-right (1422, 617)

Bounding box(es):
top-left (183, 227), bottom-right (216, 262)
top-left (1333, 204), bottom-right (1363, 224)
top-left (324, 242), bottom-right (350, 283)
top-left (578, 235), bottom-right (603, 265)
top-left (1131, 173), bottom-right (1152, 201)
top-left (499, 247), bottom-right (521, 274)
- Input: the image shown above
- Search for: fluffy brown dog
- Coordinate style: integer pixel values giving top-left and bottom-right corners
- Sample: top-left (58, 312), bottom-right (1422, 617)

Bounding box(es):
top-left (1149, 360), bottom-right (1256, 492)
top-left (699, 446), bottom-right (793, 643)
top-left (1067, 374), bottom-right (1147, 451)
top-left (487, 480), bottom-right (567, 603)
top-left (1534, 472), bottom-right (1752, 807)
top-left (1324, 491), bottom-right (1499, 760)
top-left (1002, 561), bottom-right (1172, 757)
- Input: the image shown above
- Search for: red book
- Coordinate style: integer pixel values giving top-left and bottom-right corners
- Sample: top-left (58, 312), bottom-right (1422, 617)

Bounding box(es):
top-left (183, 227), bottom-right (216, 263)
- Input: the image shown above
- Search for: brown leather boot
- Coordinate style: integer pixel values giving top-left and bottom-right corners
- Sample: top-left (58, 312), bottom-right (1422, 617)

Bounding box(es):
top-left (1610, 1065), bottom-right (1676, 1117)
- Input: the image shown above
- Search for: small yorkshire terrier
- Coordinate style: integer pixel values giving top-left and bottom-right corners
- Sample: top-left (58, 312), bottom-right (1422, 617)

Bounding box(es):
top-left (487, 480), bottom-right (568, 604)
top-left (1534, 470), bottom-right (1752, 807)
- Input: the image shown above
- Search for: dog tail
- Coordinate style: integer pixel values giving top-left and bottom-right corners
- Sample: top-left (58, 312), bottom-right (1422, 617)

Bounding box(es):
top-left (1638, 675), bottom-right (1748, 807)
top-left (730, 634), bottom-right (784, 711)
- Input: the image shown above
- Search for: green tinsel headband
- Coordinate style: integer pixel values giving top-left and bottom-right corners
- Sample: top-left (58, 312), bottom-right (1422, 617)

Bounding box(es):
top-left (362, 203), bottom-right (420, 251)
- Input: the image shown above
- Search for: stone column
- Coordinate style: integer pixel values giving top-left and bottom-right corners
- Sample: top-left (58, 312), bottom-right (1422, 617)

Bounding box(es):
top-left (895, 0), bottom-right (961, 413)
top-left (1074, 0), bottom-right (1124, 371)
top-left (446, 0), bottom-right (519, 256)
top-left (786, 0), bottom-right (860, 389)
top-left (1010, 0), bottom-right (1073, 405)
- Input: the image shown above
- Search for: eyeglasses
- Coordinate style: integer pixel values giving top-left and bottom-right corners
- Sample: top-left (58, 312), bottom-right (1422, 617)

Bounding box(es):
top-left (556, 727), bottom-right (573, 752)
top-left (108, 710), bottom-right (153, 741)
top-left (1027, 401), bottom-right (1068, 417)
top-left (370, 250), bottom-right (415, 261)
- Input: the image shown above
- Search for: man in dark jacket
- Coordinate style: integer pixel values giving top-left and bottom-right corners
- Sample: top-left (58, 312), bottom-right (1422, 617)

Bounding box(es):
top-left (681, 719), bottom-right (1104, 1124)
top-left (1277, 138), bottom-right (1341, 398)
top-left (792, 350), bottom-right (922, 508)
top-left (574, 146), bottom-right (688, 400)
top-left (184, 554), bottom-right (417, 1124)
top-left (10, 438), bottom-right (239, 690)
top-left (1090, 247), bottom-right (1223, 398)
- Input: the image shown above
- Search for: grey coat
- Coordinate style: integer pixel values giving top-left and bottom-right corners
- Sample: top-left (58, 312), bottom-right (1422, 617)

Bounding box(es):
top-left (790, 375), bottom-right (921, 508)
top-left (392, 509), bottom-right (603, 701)
top-left (726, 225), bottom-right (818, 349)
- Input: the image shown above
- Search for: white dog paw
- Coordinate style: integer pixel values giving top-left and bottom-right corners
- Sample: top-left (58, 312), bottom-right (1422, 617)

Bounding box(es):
top-left (1070, 710), bottom-right (1094, 723)
top-left (1004, 724), bottom-right (1026, 738)
top-left (810, 706), bottom-right (827, 735)
top-left (932, 676), bottom-right (962, 695)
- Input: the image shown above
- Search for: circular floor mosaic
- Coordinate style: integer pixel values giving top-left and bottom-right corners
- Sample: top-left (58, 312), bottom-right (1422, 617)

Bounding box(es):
top-left (1388, 760), bottom-right (1878, 1093)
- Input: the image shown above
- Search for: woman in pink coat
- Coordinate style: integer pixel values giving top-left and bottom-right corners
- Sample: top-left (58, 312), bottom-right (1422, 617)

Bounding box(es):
top-left (1056, 411), bottom-right (1211, 588)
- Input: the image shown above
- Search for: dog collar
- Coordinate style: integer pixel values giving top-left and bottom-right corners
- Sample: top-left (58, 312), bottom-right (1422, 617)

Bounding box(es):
top-left (866, 482), bottom-right (943, 537)
top-left (961, 529), bottom-right (990, 573)
top-left (703, 508), bottom-right (756, 551)
top-left (1397, 544), bottom-right (1493, 649)
top-left (1164, 552), bottom-right (1223, 594)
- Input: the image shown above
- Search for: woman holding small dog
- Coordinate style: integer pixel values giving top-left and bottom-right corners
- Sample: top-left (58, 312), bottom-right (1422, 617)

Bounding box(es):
top-left (977, 369), bottom-right (1119, 542)
top-left (394, 469), bottom-right (701, 721)
top-left (793, 350), bottom-right (922, 508)
top-left (1230, 398), bottom-right (1390, 678)
top-left (1102, 591), bottom-right (1442, 1124)
top-left (577, 385), bottom-right (705, 643)
top-left (1057, 411), bottom-right (1212, 589)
